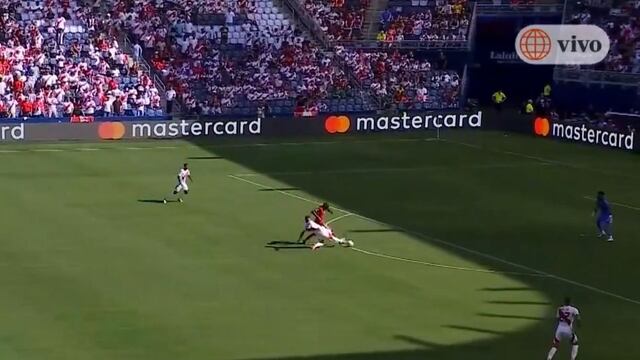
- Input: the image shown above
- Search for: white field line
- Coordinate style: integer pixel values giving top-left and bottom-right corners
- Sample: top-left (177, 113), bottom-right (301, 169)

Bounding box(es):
top-left (228, 174), bottom-right (640, 306)
top-left (350, 247), bottom-right (548, 277)
top-left (583, 196), bottom-right (640, 211)
top-left (31, 149), bottom-right (63, 152)
top-left (326, 213), bottom-right (353, 225)
top-left (0, 137), bottom-right (437, 155)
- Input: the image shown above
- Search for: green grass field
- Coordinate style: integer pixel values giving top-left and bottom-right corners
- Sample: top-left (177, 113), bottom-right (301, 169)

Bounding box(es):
top-left (1, 130), bottom-right (639, 360)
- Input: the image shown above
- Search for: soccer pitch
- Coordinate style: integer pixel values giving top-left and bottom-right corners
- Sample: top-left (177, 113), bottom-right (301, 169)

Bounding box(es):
top-left (0, 131), bottom-right (638, 360)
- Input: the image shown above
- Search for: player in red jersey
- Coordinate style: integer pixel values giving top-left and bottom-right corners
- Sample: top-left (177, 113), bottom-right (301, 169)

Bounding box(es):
top-left (297, 202), bottom-right (332, 243)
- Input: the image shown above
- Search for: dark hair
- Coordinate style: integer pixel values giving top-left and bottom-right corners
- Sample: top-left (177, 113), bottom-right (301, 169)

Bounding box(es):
top-left (183, 163), bottom-right (188, 168)
top-left (597, 191), bottom-right (605, 197)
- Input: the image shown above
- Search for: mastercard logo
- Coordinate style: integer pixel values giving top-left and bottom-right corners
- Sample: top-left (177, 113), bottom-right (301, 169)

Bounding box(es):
top-left (533, 117), bottom-right (550, 137)
top-left (98, 122), bottom-right (126, 140)
top-left (325, 115), bottom-right (350, 134)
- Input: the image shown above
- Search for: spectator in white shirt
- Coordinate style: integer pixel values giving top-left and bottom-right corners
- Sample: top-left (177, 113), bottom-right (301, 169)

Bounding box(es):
top-left (166, 87), bottom-right (176, 113)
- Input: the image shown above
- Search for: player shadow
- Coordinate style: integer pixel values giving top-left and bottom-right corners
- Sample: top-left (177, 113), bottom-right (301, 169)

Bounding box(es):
top-left (476, 312), bottom-right (547, 321)
top-left (258, 187), bottom-right (300, 192)
top-left (393, 335), bottom-right (442, 349)
top-left (137, 199), bottom-right (177, 204)
top-left (349, 229), bottom-right (403, 233)
top-left (485, 300), bottom-right (551, 306)
top-left (265, 241), bottom-right (309, 250)
top-left (443, 325), bottom-right (507, 336)
top-left (187, 156), bottom-right (225, 160)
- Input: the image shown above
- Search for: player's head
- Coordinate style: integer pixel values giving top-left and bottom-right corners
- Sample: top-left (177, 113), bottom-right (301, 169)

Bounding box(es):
top-left (564, 297), bottom-right (571, 306)
top-left (322, 202), bottom-right (330, 210)
top-left (183, 163), bottom-right (188, 170)
top-left (304, 216), bottom-right (310, 222)
top-left (597, 191), bottom-right (605, 199)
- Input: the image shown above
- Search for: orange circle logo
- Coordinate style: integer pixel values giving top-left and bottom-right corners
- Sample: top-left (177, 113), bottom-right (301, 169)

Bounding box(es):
top-left (534, 117), bottom-right (550, 137)
top-left (325, 116), bottom-right (350, 134)
top-left (98, 122), bottom-right (125, 140)
top-left (519, 28), bottom-right (552, 61)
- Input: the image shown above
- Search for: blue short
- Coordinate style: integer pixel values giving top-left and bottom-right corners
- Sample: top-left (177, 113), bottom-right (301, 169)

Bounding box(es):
top-left (597, 214), bottom-right (613, 225)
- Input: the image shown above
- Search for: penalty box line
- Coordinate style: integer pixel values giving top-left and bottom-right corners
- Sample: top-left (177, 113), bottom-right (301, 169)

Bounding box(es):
top-left (228, 174), bottom-right (640, 306)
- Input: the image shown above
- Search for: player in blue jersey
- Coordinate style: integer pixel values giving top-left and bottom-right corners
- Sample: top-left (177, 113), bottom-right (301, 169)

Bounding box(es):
top-left (593, 191), bottom-right (614, 242)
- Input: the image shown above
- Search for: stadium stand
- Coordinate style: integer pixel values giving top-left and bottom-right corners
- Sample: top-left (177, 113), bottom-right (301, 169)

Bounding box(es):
top-left (378, 0), bottom-right (471, 45)
top-left (566, 0), bottom-right (640, 73)
top-left (336, 47), bottom-right (461, 109)
top-left (0, 0), bottom-right (163, 119)
top-left (111, 0), bottom-right (379, 115)
top-left (301, 0), bottom-right (369, 41)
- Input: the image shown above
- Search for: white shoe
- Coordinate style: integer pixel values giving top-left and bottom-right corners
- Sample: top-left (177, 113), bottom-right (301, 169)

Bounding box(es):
top-left (178, 198), bottom-right (183, 203)
top-left (347, 240), bottom-right (355, 247)
top-left (607, 237), bottom-right (614, 242)
top-left (163, 199), bottom-right (167, 204)
top-left (312, 242), bottom-right (324, 250)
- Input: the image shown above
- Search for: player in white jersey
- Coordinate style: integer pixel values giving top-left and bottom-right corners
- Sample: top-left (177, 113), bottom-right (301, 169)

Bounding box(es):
top-left (164, 163), bottom-right (192, 204)
top-left (303, 216), bottom-right (354, 250)
top-left (547, 297), bottom-right (580, 360)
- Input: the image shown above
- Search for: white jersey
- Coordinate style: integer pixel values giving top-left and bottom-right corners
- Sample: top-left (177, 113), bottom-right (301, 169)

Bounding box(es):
top-left (178, 168), bottom-right (190, 183)
top-left (556, 305), bottom-right (580, 330)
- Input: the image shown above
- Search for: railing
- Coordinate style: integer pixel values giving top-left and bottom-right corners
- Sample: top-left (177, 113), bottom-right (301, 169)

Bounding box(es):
top-left (554, 67), bottom-right (640, 88)
top-left (280, 0), bottom-right (329, 47)
top-left (468, 2), bottom-right (478, 51)
top-left (461, 64), bottom-right (470, 106)
top-left (475, 3), bottom-right (563, 14)
top-left (331, 39), bottom-right (471, 50)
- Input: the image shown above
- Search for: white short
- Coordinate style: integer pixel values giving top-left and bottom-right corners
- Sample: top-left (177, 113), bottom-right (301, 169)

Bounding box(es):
top-left (554, 326), bottom-right (578, 345)
top-left (315, 226), bottom-right (333, 240)
top-left (175, 181), bottom-right (189, 192)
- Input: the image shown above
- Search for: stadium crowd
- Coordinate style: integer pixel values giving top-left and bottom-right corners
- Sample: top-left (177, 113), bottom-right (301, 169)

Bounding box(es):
top-left (111, 0), bottom-right (361, 115)
top-left (0, 0), bottom-right (163, 119)
top-left (568, 0), bottom-right (640, 73)
top-left (378, 1), bottom-right (470, 44)
top-left (301, 0), bottom-right (368, 41)
top-left (336, 47), bottom-right (460, 109)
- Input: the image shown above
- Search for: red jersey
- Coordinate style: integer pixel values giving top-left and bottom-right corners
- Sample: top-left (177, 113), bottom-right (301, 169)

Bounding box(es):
top-left (311, 206), bottom-right (326, 225)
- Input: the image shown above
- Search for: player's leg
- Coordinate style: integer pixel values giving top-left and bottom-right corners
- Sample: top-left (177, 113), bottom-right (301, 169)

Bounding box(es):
top-left (164, 183), bottom-right (183, 203)
top-left (570, 333), bottom-right (579, 360)
top-left (596, 216), bottom-right (606, 237)
top-left (546, 341), bottom-right (559, 360)
top-left (298, 229), bottom-right (309, 243)
top-left (604, 215), bottom-right (614, 241)
top-left (302, 232), bottom-right (316, 244)
top-left (178, 183), bottom-right (188, 202)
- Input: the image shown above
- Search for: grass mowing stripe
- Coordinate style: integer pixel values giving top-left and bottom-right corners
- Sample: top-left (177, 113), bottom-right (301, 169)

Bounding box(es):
top-left (228, 174), bottom-right (640, 306)
top-left (583, 196), bottom-right (640, 211)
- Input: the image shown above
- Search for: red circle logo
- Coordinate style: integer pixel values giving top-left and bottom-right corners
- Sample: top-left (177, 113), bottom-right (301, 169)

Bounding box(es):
top-left (325, 116), bottom-right (351, 134)
top-left (534, 117), bottom-right (550, 137)
top-left (519, 28), bottom-right (552, 61)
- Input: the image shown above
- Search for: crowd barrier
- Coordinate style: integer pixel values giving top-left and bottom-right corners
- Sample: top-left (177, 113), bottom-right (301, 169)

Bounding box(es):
top-left (0, 109), bottom-right (637, 153)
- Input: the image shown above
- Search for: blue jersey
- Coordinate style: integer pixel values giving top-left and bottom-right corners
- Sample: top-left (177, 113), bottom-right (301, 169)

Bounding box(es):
top-left (596, 198), bottom-right (612, 217)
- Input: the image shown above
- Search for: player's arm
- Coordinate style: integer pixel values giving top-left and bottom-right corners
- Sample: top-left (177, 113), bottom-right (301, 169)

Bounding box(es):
top-left (188, 174), bottom-right (193, 182)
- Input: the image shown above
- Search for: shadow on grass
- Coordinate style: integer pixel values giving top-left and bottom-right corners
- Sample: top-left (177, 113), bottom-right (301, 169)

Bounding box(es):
top-left (486, 300), bottom-right (551, 306)
top-left (349, 229), bottom-right (404, 233)
top-left (265, 241), bottom-right (309, 250)
top-left (138, 199), bottom-right (172, 204)
top-left (258, 187), bottom-right (300, 192)
top-left (187, 156), bottom-right (225, 160)
top-left (190, 139), bottom-right (562, 360)
top-left (477, 313), bottom-right (546, 321)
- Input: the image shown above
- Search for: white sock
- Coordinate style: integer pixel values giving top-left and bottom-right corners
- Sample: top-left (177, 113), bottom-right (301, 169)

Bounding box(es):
top-left (332, 236), bottom-right (345, 244)
top-left (571, 345), bottom-right (579, 360)
top-left (547, 347), bottom-right (557, 360)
